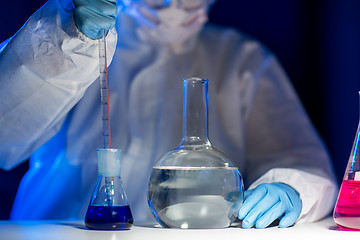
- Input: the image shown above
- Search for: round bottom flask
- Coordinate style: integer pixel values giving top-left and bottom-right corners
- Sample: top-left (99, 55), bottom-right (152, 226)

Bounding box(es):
top-left (147, 78), bottom-right (244, 229)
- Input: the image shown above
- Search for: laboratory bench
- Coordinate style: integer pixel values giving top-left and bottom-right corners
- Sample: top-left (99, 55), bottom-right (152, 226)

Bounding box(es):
top-left (0, 217), bottom-right (358, 240)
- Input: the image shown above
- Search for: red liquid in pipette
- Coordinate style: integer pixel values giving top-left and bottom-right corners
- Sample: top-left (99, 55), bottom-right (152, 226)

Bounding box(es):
top-left (334, 179), bottom-right (360, 230)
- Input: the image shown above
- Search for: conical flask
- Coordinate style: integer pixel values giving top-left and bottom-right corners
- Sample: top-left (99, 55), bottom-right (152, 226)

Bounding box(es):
top-left (85, 149), bottom-right (133, 230)
top-left (147, 77), bottom-right (244, 229)
top-left (333, 92), bottom-right (360, 230)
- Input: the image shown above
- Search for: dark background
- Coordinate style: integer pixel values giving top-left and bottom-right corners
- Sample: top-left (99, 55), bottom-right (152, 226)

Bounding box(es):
top-left (1, 0), bottom-right (360, 219)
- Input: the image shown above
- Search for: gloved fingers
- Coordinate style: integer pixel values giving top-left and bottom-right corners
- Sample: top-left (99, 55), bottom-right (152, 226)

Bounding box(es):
top-left (238, 185), bottom-right (268, 220)
top-left (76, 7), bottom-right (115, 30)
top-left (73, 0), bottom-right (117, 39)
top-left (255, 201), bottom-right (285, 229)
top-left (238, 183), bottom-right (302, 229)
top-left (243, 189), bottom-right (254, 200)
top-left (87, 0), bottom-right (117, 16)
top-left (74, 0), bottom-right (117, 6)
top-left (240, 193), bottom-right (279, 229)
top-left (274, 183), bottom-right (302, 227)
top-left (278, 208), bottom-right (301, 228)
top-left (277, 183), bottom-right (302, 208)
top-left (73, 0), bottom-right (117, 18)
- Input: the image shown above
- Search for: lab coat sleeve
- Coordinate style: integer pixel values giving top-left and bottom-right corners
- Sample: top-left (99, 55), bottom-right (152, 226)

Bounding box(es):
top-left (242, 45), bottom-right (338, 222)
top-left (0, 0), bottom-right (117, 170)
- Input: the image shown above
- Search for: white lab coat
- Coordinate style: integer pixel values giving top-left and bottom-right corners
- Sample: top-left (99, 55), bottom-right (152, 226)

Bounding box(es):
top-left (0, 0), bottom-right (337, 223)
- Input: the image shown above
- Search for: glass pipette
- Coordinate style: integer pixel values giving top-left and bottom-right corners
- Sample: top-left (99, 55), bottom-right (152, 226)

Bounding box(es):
top-left (99, 29), bottom-right (112, 149)
top-left (99, 29), bottom-right (114, 206)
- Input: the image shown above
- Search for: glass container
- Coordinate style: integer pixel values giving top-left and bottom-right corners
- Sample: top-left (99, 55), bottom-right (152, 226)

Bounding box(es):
top-left (85, 149), bottom-right (133, 230)
top-left (334, 92), bottom-right (360, 230)
top-left (147, 77), bottom-right (244, 229)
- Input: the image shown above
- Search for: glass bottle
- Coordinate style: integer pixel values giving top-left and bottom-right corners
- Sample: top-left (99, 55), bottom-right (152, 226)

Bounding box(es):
top-left (334, 92), bottom-right (360, 230)
top-left (147, 77), bottom-right (244, 229)
top-left (85, 149), bottom-right (133, 230)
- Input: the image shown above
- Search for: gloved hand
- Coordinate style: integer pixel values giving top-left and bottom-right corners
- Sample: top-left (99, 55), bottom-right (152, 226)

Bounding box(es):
top-left (72, 0), bottom-right (117, 40)
top-left (238, 183), bottom-right (302, 229)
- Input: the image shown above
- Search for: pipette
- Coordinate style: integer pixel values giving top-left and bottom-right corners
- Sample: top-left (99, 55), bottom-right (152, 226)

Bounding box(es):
top-left (99, 29), bottom-right (114, 206)
top-left (99, 29), bottom-right (112, 149)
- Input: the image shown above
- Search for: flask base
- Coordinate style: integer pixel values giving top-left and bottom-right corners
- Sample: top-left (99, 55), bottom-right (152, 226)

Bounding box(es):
top-left (85, 205), bottom-right (133, 230)
top-left (334, 214), bottom-right (360, 231)
top-left (85, 221), bottom-right (133, 230)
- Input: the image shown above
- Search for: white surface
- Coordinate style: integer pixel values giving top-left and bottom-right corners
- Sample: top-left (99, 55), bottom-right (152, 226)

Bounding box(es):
top-left (0, 217), bottom-right (358, 240)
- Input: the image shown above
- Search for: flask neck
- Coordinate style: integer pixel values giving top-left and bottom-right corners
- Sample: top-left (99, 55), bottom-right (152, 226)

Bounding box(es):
top-left (180, 78), bottom-right (211, 146)
top-left (97, 149), bottom-right (121, 176)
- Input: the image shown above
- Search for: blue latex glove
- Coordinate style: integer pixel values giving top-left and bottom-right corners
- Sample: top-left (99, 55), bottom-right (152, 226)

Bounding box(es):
top-left (238, 183), bottom-right (302, 229)
top-left (72, 0), bottom-right (117, 40)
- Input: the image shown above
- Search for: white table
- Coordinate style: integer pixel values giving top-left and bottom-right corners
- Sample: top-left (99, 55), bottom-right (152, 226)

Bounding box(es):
top-left (0, 217), bottom-right (358, 240)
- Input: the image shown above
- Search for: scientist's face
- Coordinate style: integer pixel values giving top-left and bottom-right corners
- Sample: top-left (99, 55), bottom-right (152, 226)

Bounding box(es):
top-left (119, 0), bottom-right (214, 47)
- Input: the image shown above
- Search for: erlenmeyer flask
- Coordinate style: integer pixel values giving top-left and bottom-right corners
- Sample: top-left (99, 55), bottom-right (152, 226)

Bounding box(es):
top-left (85, 149), bottom-right (133, 230)
top-left (147, 77), bottom-right (244, 229)
top-left (333, 92), bottom-right (360, 230)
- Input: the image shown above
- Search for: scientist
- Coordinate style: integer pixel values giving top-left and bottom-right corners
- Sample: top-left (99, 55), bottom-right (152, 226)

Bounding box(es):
top-left (0, 0), bottom-right (337, 229)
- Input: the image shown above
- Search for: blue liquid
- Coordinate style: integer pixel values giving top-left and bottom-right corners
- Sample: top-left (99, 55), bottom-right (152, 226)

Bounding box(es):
top-left (85, 205), bottom-right (133, 230)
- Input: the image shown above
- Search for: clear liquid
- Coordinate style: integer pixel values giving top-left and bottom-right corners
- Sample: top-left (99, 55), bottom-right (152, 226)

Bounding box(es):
top-left (148, 166), bottom-right (243, 229)
top-left (334, 180), bottom-right (360, 230)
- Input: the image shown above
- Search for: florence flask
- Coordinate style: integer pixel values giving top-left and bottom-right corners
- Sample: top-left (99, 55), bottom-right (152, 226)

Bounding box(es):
top-left (147, 77), bottom-right (244, 229)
